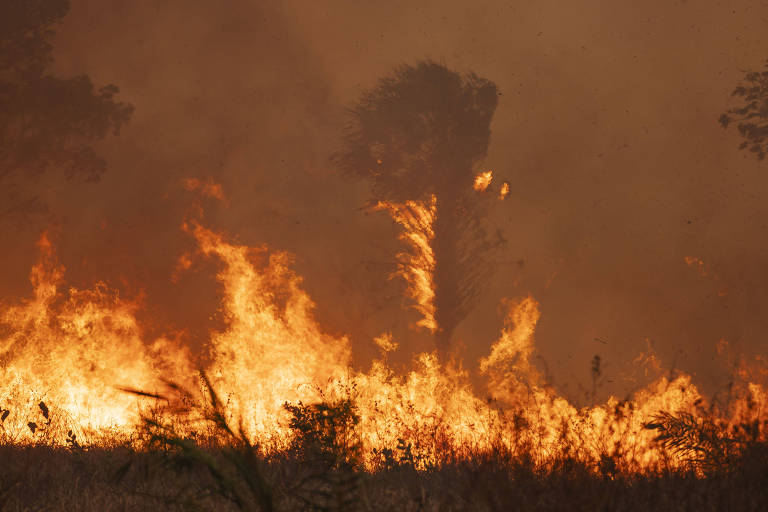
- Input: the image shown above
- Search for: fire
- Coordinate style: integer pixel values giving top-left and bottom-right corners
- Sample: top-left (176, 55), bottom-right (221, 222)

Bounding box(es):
top-left (182, 177), bottom-right (226, 202)
top-left (684, 256), bottom-right (707, 277)
top-left (473, 170), bottom-right (493, 191)
top-left (499, 181), bottom-right (510, 200)
top-left (186, 220), bottom-right (351, 445)
top-left (684, 256), bottom-right (728, 297)
top-left (372, 196), bottom-right (437, 332)
top-left (373, 332), bottom-right (398, 354)
top-left (0, 210), bottom-right (765, 473)
top-left (0, 233), bottom-right (192, 443)
top-left (633, 339), bottom-right (663, 377)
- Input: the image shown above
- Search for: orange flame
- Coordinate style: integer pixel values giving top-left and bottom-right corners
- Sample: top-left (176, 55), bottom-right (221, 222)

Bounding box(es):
top-left (684, 256), bottom-right (707, 277)
top-left (182, 177), bottom-right (226, 202)
top-left (373, 196), bottom-right (437, 332)
top-left (0, 233), bottom-right (193, 443)
top-left (473, 170), bottom-right (493, 191)
top-left (0, 222), bottom-right (764, 473)
top-left (187, 221), bottom-right (351, 444)
top-left (499, 181), bottom-right (510, 200)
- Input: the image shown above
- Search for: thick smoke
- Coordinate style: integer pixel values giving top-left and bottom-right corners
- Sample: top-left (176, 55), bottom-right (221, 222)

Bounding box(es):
top-left (2, 0), bottom-right (768, 403)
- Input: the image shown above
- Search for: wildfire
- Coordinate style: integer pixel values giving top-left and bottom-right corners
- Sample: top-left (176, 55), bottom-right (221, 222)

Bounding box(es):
top-left (684, 256), bottom-right (707, 277)
top-left (182, 177), bottom-right (226, 202)
top-left (473, 170), bottom-right (493, 191)
top-left (372, 196), bottom-right (437, 332)
top-left (684, 256), bottom-right (728, 297)
top-left (0, 209), bottom-right (764, 473)
top-left (0, 233), bottom-right (193, 443)
top-left (187, 220), bottom-right (351, 444)
top-left (499, 181), bottom-right (510, 200)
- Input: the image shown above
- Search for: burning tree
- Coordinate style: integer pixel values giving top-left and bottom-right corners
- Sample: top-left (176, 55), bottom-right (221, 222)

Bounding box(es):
top-left (0, 0), bottom-right (132, 217)
top-left (720, 60), bottom-right (768, 160)
top-left (336, 61), bottom-right (502, 353)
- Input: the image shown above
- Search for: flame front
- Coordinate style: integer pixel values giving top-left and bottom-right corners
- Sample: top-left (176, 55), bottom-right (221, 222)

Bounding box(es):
top-left (0, 221), bottom-right (765, 472)
top-left (188, 221), bottom-right (351, 445)
top-left (0, 233), bottom-right (190, 443)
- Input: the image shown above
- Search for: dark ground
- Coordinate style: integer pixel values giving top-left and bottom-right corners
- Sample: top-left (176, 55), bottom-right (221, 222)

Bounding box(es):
top-left (0, 444), bottom-right (766, 511)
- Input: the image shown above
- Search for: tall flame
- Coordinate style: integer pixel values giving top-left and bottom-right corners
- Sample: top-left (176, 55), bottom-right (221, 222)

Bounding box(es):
top-left (499, 181), bottom-right (510, 200)
top-left (187, 221), bottom-right (350, 444)
top-left (0, 221), bottom-right (764, 472)
top-left (0, 233), bottom-right (192, 443)
top-left (373, 196), bottom-right (437, 332)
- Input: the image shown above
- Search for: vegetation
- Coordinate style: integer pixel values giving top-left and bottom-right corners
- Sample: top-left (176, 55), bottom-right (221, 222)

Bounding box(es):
top-left (336, 61), bottom-right (503, 353)
top-left (0, 0), bottom-right (132, 218)
top-left (720, 59), bottom-right (768, 160)
top-left (0, 377), bottom-right (764, 511)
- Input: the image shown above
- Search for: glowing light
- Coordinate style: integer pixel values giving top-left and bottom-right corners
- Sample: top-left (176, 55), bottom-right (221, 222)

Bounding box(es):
top-left (373, 196), bottom-right (437, 332)
top-left (473, 170), bottom-right (493, 191)
top-left (182, 177), bottom-right (226, 201)
top-left (0, 221), bottom-right (763, 473)
top-left (499, 181), bottom-right (510, 200)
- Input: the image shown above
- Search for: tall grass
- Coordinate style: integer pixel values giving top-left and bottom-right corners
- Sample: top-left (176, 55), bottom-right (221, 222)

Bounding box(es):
top-left (117, 373), bottom-right (768, 510)
top-left (0, 373), bottom-right (765, 510)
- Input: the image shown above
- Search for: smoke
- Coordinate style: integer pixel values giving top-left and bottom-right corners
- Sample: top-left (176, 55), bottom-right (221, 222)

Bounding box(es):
top-left (336, 61), bottom-right (502, 353)
top-left (2, 0), bottom-right (768, 402)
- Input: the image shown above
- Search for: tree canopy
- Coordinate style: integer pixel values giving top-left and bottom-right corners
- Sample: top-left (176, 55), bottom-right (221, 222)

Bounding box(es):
top-left (0, 0), bottom-right (132, 190)
top-left (337, 61), bottom-right (502, 353)
top-left (337, 61), bottom-right (498, 202)
top-left (720, 60), bottom-right (768, 161)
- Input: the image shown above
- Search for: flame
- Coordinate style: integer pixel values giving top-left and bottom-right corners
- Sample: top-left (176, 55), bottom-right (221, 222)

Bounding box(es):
top-left (0, 221), bottom-right (764, 473)
top-left (480, 295), bottom-right (541, 392)
top-left (473, 170), bottom-right (493, 191)
top-left (684, 256), bottom-right (707, 277)
top-left (182, 177), bottom-right (226, 202)
top-left (499, 181), bottom-right (510, 200)
top-left (0, 233), bottom-right (193, 443)
top-left (684, 256), bottom-right (728, 296)
top-left (186, 221), bottom-right (351, 445)
top-left (633, 339), bottom-right (662, 377)
top-left (373, 196), bottom-right (437, 332)
top-left (374, 332), bottom-right (398, 354)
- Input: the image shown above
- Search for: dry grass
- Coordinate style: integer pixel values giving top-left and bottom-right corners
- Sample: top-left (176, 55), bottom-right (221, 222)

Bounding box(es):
top-left (0, 382), bottom-right (766, 511)
top-left (0, 441), bottom-right (766, 511)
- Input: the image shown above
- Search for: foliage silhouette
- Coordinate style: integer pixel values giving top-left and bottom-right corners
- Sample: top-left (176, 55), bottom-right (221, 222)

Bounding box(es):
top-left (720, 60), bottom-right (768, 160)
top-left (0, 0), bottom-right (132, 217)
top-left (123, 375), bottom-right (274, 512)
top-left (336, 61), bottom-right (502, 353)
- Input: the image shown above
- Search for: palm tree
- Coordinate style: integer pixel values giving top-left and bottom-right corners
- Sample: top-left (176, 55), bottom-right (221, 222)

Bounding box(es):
top-left (336, 61), bottom-right (501, 354)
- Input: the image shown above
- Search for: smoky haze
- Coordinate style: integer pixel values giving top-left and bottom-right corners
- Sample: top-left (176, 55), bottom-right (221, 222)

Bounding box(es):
top-left (2, 0), bottom-right (768, 405)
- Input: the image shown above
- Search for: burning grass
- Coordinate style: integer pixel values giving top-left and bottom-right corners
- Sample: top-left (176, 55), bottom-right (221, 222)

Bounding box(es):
top-left (0, 221), bottom-right (766, 510)
top-left (0, 394), bottom-right (765, 511)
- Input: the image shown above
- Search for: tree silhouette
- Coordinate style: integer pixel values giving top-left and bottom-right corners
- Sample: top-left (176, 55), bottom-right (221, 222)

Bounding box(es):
top-left (337, 61), bottom-right (501, 353)
top-left (0, 0), bottom-right (132, 216)
top-left (720, 60), bottom-right (768, 160)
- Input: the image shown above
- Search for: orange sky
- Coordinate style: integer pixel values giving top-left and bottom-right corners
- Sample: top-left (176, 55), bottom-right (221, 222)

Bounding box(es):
top-left (2, 0), bottom-right (768, 404)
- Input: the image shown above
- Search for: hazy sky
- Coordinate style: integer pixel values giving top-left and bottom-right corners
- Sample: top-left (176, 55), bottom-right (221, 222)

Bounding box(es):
top-left (3, 0), bottom-right (768, 403)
